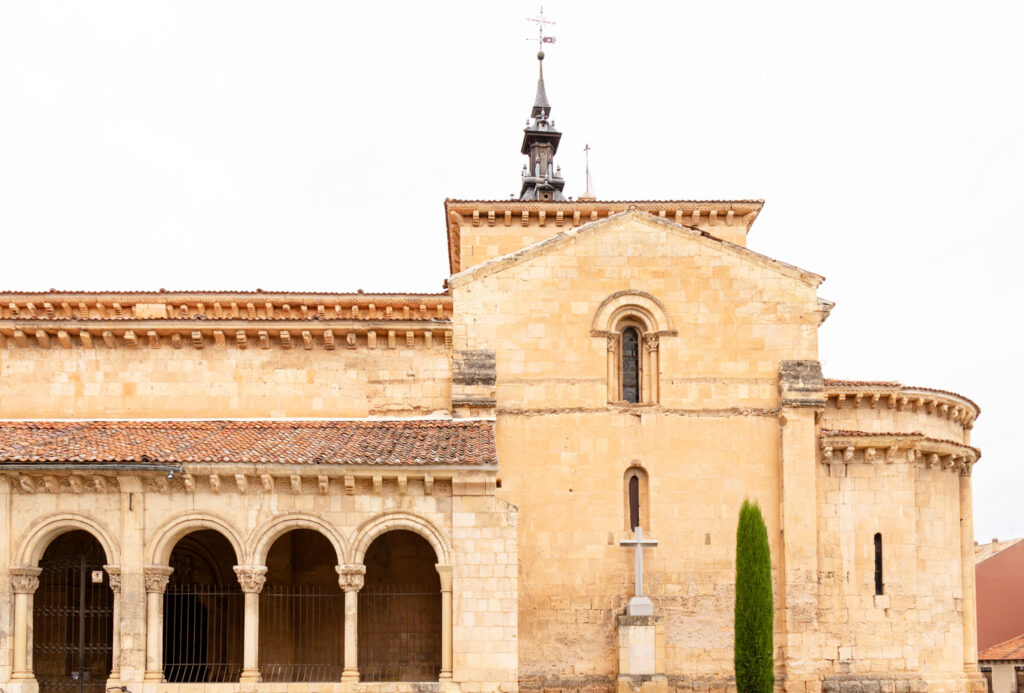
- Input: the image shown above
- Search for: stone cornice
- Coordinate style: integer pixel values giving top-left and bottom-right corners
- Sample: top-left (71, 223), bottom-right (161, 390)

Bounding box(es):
top-left (0, 319), bottom-right (452, 351)
top-left (824, 381), bottom-right (979, 429)
top-left (819, 429), bottom-right (980, 474)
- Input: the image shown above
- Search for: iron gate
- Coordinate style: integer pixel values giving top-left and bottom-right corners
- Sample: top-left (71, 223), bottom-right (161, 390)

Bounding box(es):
top-left (34, 553), bottom-right (113, 693)
top-left (359, 585), bottom-right (441, 682)
top-left (163, 585), bottom-right (243, 682)
top-left (259, 585), bottom-right (345, 682)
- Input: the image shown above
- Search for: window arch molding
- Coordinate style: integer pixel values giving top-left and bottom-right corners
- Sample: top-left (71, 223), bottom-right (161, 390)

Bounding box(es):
top-left (591, 290), bottom-right (677, 405)
top-left (623, 464), bottom-right (650, 532)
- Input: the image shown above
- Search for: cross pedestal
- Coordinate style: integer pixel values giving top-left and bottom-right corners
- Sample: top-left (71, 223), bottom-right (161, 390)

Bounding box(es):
top-left (620, 527), bottom-right (658, 616)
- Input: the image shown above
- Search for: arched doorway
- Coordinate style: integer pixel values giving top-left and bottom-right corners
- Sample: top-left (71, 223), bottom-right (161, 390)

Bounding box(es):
top-left (33, 531), bottom-right (113, 693)
top-left (259, 529), bottom-right (343, 681)
top-left (163, 530), bottom-right (243, 682)
top-left (359, 530), bottom-right (441, 681)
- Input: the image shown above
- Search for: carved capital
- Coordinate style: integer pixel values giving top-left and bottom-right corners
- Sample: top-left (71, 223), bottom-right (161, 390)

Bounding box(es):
top-left (233, 565), bottom-right (268, 594)
top-left (606, 335), bottom-right (618, 353)
top-left (143, 565), bottom-right (174, 594)
top-left (643, 335), bottom-right (659, 352)
top-left (104, 565), bottom-right (122, 594)
top-left (10, 567), bottom-right (42, 594)
top-left (336, 564), bottom-right (366, 593)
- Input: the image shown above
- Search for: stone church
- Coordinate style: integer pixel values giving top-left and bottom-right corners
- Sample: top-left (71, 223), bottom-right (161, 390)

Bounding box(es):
top-left (0, 49), bottom-right (985, 693)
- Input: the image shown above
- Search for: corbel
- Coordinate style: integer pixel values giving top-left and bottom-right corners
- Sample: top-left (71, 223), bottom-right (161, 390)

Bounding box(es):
top-left (290, 474), bottom-right (302, 494)
top-left (123, 330), bottom-right (137, 347)
top-left (171, 333), bottom-right (183, 349)
top-left (280, 331), bottom-right (292, 349)
top-left (282, 304), bottom-right (292, 319)
top-left (926, 454), bottom-right (939, 469)
top-left (424, 330), bottom-right (433, 348)
top-left (505, 210), bottom-right (512, 226)
top-left (406, 331), bottom-right (414, 347)
top-left (726, 210), bottom-right (735, 225)
top-left (487, 210), bottom-right (495, 226)
top-left (885, 446), bottom-right (898, 465)
top-left (19, 476), bottom-right (36, 493)
top-left (147, 331), bottom-right (160, 349)
top-left (182, 474), bottom-right (195, 493)
top-left (870, 394), bottom-right (880, 409)
top-left (258, 331), bottom-right (270, 349)
top-left (191, 331), bottom-right (203, 349)
top-left (102, 331), bottom-right (115, 348)
top-left (437, 304), bottom-right (444, 318)
top-left (373, 475), bottom-right (383, 494)
top-left (898, 396), bottom-right (908, 411)
top-left (96, 302), bottom-right (106, 318)
top-left (317, 304), bottom-right (326, 318)
top-left (658, 210), bottom-right (666, 218)
top-left (179, 304), bottom-right (189, 318)
top-left (346, 332), bottom-right (356, 349)
top-left (213, 302), bottom-right (223, 318)
top-left (352, 305), bottom-right (360, 319)
top-left (385, 306), bottom-right (393, 319)
top-left (92, 476), bottom-right (107, 493)
top-left (368, 304), bottom-right (376, 319)
top-left (843, 447), bottom-right (855, 462)
top-left (388, 330), bottom-right (396, 349)
top-left (247, 302), bottom-right (257, 318)
top-left (235, 474), bottom-right (247, 494)
top-left (196, 302), bottom-right (205, 317)
top-left (853, 394), bottom-right (863, 409)
top-left (265, 302), bottom-right (273, 319)
top-left (556, 210), bottom-right (564, 226)
top-left (78, 302), bottom-right (88, 318)
top-left (302, 331), bottom-right (313, 350)
top-left (68, 477), bottom-right (83, 494)
top-left (424, 475), bottom-right (434, 496)
top-left (521, 210), bottom-right (529, 226)
top-left (80, 331), bottom-right (93, 348)
top-left (213, 330), bottom-right (225, 348)
top-left (344, 475), bottom-right (355, 495)
top-left (236, 331), bottom-right (247, 349)
top-left (35, 330), bottom-right (50, 348)
top-left (941, 456), bottom-right (954, 471)
top-left (209, 474), bottom-right (221, 493)
top-left (25, 302), bottom-right (37, 317)
top-left (692, 210), bottom-right (700, 225)
top-left (7, 302), bottom-right (18, 318)
top-left (743, 211), bottom-right (759, 228)
top-left (709, 210), bottom-right (718, 225)
top-left (938, 403), bottom-right (948, 418)
top-left (538, 210), bottom-right (547, 227)
top-left (397, 475), bottom-right (408, 495)
top-left (864, 448), bottom-right (877, 464)
top-left (590, 210), bottom-right (598, 221)
top-left (43, 475), bottom-right (60, 493)
top-left (403, 306), bottom-right (410, 319)
top-left (43, 302), bottom-right (54, 318)
top-left (61, 302), bottom-right (72, 317)
top-left (231, 302), bottom-right (239, 318)
top-left (261, 474), bottom-right (274, 493)
top-left (836, 393), bottom-right (845, 409)
top-left (573, 210), bottom-right (581, 226)
top-left (368, 330), bottom-right (377, 349)
top-left (888, 394), bottom-right (897, 409)
top-left (318, 475), bottom-right (329, 495)
top-left (674, 210), bottom-right (683, 225)
top-left (57, 331), bottom-right (71, 348)
top-left (472, 210), bottom-right (480, 226)
top-left (821, 444), bottom-right (833, 462)
top-left (13, 330), bottom-right (27, 347)
top-left (950, 407), bottom-right (959, 421)
top-left (419, 304), bottom-right (427, 318)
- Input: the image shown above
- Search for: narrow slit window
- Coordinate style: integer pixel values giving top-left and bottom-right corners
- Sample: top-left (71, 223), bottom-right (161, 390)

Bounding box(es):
top-left (621, 327), bottom-right (640, 404)
top-left (874, 533), bottom-right (884, 595)
top-left (628, 474), bottom-right (640, 531)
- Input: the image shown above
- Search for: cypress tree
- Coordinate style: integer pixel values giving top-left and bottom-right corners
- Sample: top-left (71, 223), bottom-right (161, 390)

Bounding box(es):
top-left (734, 499), bottom-right (774, 693)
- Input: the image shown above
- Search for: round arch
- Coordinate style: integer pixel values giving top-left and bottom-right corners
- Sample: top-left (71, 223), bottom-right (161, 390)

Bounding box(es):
top-left (249, 512), bottom-right (349, 566)
top-left (351, 511), bottom-right (451, 565)
top-left (17, 513), bottom-right (120, 567)
top-left (147, 511), bottom-right (247, 566)
top-left (591, 289), bottom-right (677, 336)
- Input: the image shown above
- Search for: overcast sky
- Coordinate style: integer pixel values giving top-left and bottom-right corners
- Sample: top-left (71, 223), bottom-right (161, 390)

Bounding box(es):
top-left (1, 1), bottom-right (1021, 541)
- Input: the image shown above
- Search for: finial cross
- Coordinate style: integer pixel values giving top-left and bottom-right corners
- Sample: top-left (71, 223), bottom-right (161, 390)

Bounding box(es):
top-left (620, 526), bottom-right (658, 598)
top-left (526, 6), bottom-right (557, 50)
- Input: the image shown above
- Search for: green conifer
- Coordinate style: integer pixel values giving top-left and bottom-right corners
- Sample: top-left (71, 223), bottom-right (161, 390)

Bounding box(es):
top-left (735, 499), bottom-right (774, 693)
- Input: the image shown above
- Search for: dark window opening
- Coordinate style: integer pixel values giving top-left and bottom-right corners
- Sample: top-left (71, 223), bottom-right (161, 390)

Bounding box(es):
top-left (622, 327), bottom-right (640, 404)
top-left (628, 475), bottom-right (640, 531)
top-left (873, 533), bottom-right (883, 596)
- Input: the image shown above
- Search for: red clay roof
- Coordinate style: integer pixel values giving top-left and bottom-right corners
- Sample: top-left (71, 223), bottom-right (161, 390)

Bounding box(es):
top-left (980, 633), bottom-right (1024, 661)
top-left (0, 420), bottom-right (495, 466)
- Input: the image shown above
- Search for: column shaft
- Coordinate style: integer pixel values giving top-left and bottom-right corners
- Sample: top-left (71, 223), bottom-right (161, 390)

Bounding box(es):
top-left (241, 591), bottom-right (260, 680)
top-left (960, 471), bottom-right (984, 681)
top-left (143, 566), bottom-right (173, 682)
top-left (436, 564), bottom-right (453, 681)
top-left (342, 589), bottom-right (359, 680)
top-left (10, 567), bottom-right (41, 681)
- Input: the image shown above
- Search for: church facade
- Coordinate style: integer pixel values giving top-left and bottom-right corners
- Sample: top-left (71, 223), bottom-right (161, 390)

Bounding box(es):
top-left (0, 53), bottom-right (984, 693)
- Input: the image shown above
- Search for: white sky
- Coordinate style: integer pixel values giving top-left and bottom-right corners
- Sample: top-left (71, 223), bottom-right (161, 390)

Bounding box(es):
top-left (1, 1), bottom-right (1021, 541)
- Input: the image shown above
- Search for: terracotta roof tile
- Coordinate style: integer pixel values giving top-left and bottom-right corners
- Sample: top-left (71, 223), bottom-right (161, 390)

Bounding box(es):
top-left (0, 420), bottom-right (495, 467)
top-left (824, 379), bottom-right (980, 415)
top-left (980, 633), bottom-right (1024, 661)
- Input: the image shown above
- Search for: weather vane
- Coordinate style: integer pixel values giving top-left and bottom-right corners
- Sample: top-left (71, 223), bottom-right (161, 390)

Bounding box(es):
top-left (526, 6), bottom-right (556, 51)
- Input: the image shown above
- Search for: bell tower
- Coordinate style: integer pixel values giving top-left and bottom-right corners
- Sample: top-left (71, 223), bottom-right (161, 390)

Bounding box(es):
top-left (519, 11), bottom-right (566, 202)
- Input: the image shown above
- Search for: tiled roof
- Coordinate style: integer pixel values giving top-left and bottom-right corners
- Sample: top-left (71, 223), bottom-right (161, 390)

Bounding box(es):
top-left (975, 537), bottom-right (1024, 564)
top-left (823, 379), bottom-right (980, 415)
top-left (0, 420), bottom-right (495, 466)
top-left (979, 633), bottom-right (1024, 661)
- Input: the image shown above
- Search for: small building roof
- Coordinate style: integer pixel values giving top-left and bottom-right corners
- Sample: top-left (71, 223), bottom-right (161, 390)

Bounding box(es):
top-left (0, 419), bottom-right (496, 467)
top-left (976, 537), bottom-right (1024, 564)
top-left (979, 633), bottom-right (1024, 661)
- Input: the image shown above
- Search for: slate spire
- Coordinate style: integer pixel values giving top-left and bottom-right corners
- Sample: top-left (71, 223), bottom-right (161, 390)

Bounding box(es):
top-left (519, 49), bottom-right (566, 201)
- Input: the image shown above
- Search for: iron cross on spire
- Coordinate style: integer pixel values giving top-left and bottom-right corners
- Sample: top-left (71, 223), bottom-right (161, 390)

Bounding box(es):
top-left (620, 526), bottom-right (658, 616)
top-left (526, 6), bottom-right (557, 50)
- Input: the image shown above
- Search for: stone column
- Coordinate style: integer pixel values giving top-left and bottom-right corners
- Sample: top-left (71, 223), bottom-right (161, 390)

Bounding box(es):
top-left (960, 467), bottom-right (987, 691)
top-left (606, 335), bottom-right (619, 402)
top-left (644, 335), bottom-right (660, 404)
top-left (10, 567), bottom-right (42, 681)
top-left (435, 564), bottom-right (453, 681)
top-left (143, 566), bottom-right (173, 682)
top-left (103, 565), bottom-right (122, 682)
top-left (234, 565), bottom-right (268, 683)
top-left (336, 564), bottom-right (366, 682)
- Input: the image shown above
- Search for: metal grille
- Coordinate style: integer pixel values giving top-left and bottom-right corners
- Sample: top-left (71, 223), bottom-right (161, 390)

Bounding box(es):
top-left (163, 585), bottom-right (243, 682)
top-left (359, 585), bottom-right (441, 682)
top-left (259, 585), bottom-right (344, 682)
top-left (622, 327), bottom-right (640, 403)
top-left (34, 555), bottom-right (113, 693)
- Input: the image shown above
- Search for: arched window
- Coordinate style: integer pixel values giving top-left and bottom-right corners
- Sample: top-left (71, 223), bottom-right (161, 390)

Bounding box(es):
top-left (623, 466), bottom-right (649, 532)
top-left (621, 327), bottom-right (641, 404)
top-left (873, 533), bottom-right (884, 596)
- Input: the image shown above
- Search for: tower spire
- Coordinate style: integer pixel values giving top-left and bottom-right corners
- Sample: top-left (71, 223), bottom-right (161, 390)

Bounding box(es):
top-left (520, 7), bottom-right (565, 202)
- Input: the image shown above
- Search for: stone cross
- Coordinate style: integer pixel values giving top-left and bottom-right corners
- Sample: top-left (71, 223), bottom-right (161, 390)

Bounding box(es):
top-left (620, 526), bottom-right (658, 616)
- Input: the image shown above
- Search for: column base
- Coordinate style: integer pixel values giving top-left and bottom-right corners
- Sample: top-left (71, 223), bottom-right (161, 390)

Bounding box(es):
top-left (10, 671), bottom-right (36, 682)
top-left (143, 672), bottom-right (164, 682)
top-left (340, 669), bottom-right (360, 682)
top-left (240, 669), bottom-right (261, 683)
top-left (439, 672), bottom-right (454, 681)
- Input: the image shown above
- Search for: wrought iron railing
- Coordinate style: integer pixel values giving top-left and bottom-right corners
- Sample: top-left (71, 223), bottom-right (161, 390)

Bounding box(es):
top-left (259, 585), bottom-right (345, 682)
top-left (358, 585), bottom-right (441, 682)
top-left (162, 585), bottom-right (243, 682)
